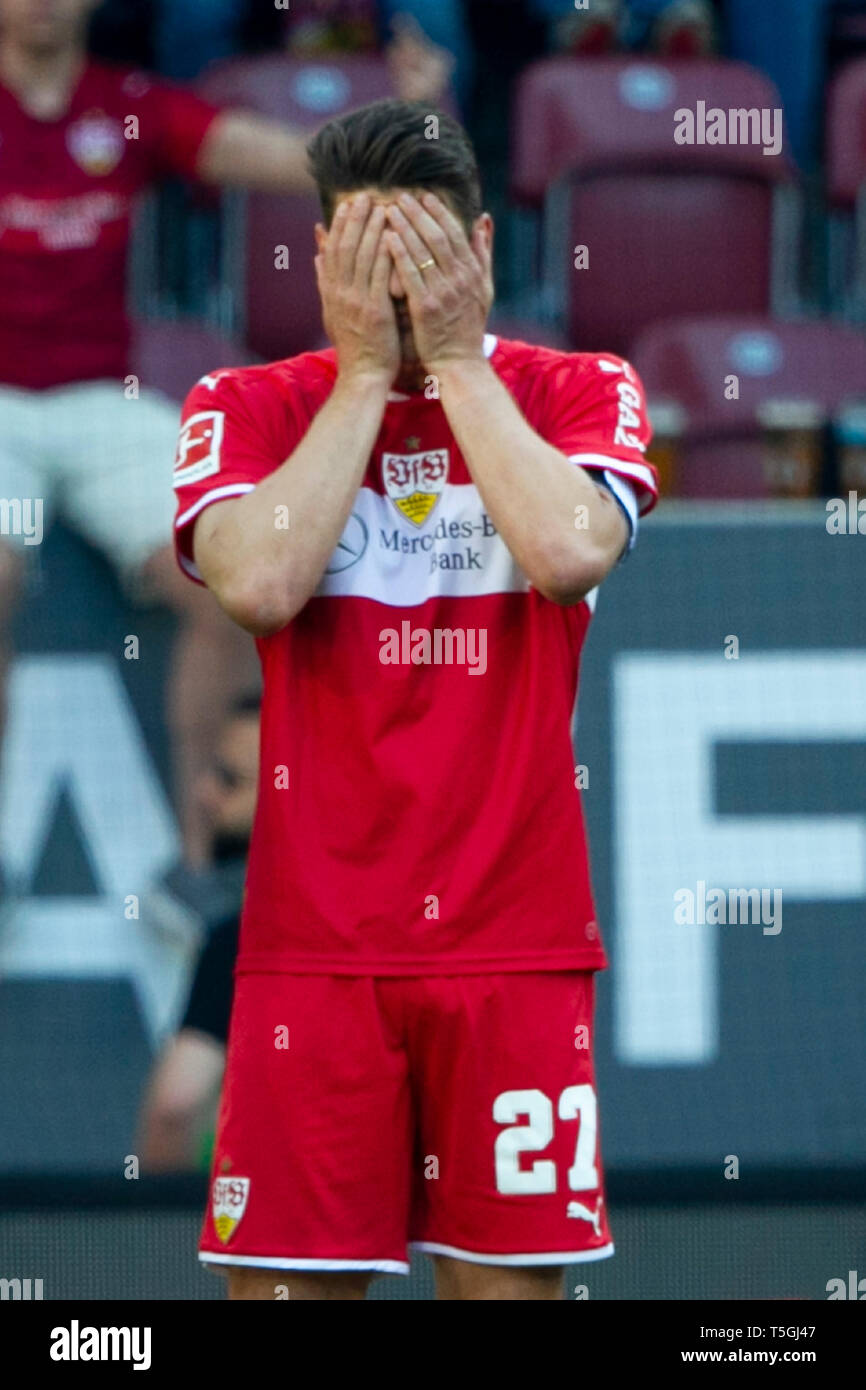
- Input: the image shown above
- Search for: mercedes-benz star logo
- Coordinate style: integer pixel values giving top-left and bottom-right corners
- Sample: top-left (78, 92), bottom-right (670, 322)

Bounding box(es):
top-left (325, 512), bottom-right (369, 573)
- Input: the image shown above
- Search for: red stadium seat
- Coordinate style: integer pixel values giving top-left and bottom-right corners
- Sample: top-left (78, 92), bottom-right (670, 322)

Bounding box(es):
top-left (199, 56), bottom-right (398, 361)
top-left (631, 315), bottom-right (866, 497)
top-left (200, 52), bottom-right (401, 126)
top-left (511, 58), bottom-right (800, 356)
top-left (826, 58), bottom-right (866, 314)
top-left (131, 318), bottom-right (258, 405)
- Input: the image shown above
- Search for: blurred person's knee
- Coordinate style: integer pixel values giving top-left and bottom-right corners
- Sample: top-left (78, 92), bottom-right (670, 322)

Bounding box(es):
top-left (0, 543), bottom-right (25, 628)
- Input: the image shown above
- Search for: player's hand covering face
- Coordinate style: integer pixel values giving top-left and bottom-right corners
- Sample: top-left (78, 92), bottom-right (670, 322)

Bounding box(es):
top-left (314, 192), bottom-right (401, 383)
top-left (384, 191), bottom-right (493, 374)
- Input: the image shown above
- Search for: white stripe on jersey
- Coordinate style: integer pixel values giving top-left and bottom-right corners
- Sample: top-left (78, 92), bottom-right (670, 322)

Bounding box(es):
top-left (314, 481), bottom-right (531, 606)
top-left (567, 454), bottom-right (657, 507)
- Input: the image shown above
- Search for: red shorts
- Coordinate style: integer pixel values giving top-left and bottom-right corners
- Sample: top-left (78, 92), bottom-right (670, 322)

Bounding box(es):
top-left (199, 971), bottom-right (613, 1274)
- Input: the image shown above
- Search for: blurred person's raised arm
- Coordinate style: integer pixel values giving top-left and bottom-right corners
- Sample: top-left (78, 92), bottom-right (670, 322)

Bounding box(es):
top-left (195, 109), bottom-right (313, 193)
top-left (142, 78), bottom-right (313, 193)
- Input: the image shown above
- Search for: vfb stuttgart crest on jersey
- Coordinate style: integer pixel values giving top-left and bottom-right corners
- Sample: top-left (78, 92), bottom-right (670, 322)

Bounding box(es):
top-left (212, 1176), bottom-right (250, 1244)
top-left (382, 448), bottom-right (449, 527)
top-left (66, 111), bottom-right (124, 176)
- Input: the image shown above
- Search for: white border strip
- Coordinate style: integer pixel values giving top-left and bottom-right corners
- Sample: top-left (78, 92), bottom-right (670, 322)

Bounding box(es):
top-left (199, 1252), bottom-right (410, 1275)
top-left (178, 550), bottom-right (202, 582)
top-left (411, 1240), bottom-right (615, 1266)
top-left (568, 454), bottom-right (657, 509)
top-left (175, 481), bottom-right (255, 529)
top-left (645, 499), bottom-right (827, 526)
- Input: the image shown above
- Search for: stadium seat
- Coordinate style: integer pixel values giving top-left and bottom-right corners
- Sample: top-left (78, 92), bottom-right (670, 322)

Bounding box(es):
top-left (826, 57), bottom-right (866, 316)
top-left (198, 56), bottom-right (398, 361)
top-left (131, 318), bottom-right (258, 405)
top-left (631, 315), bottom-right (866, 496)
top-left (511, 58), bottom-right (801, 356)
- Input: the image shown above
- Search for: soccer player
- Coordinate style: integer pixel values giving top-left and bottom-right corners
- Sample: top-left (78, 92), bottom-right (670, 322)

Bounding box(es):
top-left (0, 0), bottom-right (312, 867)
top-left (173, 99), bottom-right (659, 1301)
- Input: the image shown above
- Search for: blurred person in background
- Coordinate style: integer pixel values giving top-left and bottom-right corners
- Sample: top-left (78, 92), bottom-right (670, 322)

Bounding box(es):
top-left (281, 1), bottom-right (463, 108)
top-left (536, 0), bottom-right (851, 169)
top-left (0, 0), bottom-right (312, 870)
top-left (152, 0), bottom-right (465, 109)
top-left (137, 693), bottom-right (259, 1172)
top-left (536, 0), bottom-right (717, 57)
top-left (724, 0), bottom-right (840, 168)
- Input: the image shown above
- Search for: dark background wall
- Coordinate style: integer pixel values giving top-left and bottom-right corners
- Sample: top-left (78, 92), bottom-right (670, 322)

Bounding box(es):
top-left (2, 505), bottom-right (865, 1178)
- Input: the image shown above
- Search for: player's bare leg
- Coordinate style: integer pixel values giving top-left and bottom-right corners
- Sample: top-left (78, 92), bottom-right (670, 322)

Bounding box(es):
top-left (142, 543), bottom-right (259, 869)
top-left (227, 1268), bottom-right (372, 1301)
top-left (432, 1256), bottom-right (565, 1301)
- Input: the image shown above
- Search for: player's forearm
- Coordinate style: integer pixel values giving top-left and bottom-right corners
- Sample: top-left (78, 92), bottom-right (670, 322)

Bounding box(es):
top-left (434, 359), bottom-right (626, 602)
top-left (195, 372), bottom-right (390, 634)
top-left (197, 111), bottom-right (314, 193)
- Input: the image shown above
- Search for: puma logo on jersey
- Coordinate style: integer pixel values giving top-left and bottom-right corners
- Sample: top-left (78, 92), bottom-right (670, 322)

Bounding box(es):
top-left (566, 1196), bottom-right (604, 1236)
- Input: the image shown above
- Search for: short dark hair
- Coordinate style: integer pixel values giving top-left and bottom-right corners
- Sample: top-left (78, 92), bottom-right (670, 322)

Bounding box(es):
top-left (306, 99), bottom-right (483, 233)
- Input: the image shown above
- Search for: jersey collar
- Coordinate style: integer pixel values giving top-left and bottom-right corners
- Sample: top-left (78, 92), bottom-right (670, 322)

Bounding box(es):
top-left (386, 333), bottom-right (499, 402)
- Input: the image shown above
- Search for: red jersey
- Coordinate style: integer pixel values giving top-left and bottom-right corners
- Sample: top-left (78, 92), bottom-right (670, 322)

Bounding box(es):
top-left (0, 61), bottom-right (220, 390)
top-left (174, 336), bottom-right (658, 975)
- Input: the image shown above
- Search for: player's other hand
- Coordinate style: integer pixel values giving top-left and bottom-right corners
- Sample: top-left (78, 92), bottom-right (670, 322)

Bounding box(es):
top-left (384, 192), bottom-right (493, 374)
top-left (315, 193), bottom-right (401, 386)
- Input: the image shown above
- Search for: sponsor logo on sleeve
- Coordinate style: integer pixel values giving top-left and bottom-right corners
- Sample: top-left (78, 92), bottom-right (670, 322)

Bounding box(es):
top-left (173, 410), bottom-right (224, 488)
top-left (613, 381), bottom-right (645, 452)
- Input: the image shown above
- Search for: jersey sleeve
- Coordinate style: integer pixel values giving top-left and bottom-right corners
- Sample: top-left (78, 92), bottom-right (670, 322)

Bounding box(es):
top-left (537, 353), bottom-right (659, 515)
top-left (173, 371), bottom-right (295, 584)
top-left (132, 74), bottom-right (223, 180)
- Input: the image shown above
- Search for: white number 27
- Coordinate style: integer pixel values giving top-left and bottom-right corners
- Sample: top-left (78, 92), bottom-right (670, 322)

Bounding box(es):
top-left (492, 1086), bottom-right (599, 1195)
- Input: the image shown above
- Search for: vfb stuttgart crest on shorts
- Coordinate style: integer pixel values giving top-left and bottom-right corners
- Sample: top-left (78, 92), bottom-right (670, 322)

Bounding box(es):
top-left (212, 1176), bottom-right (250, 1244)
top-left (382, 448), bottom-right (449, 527)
